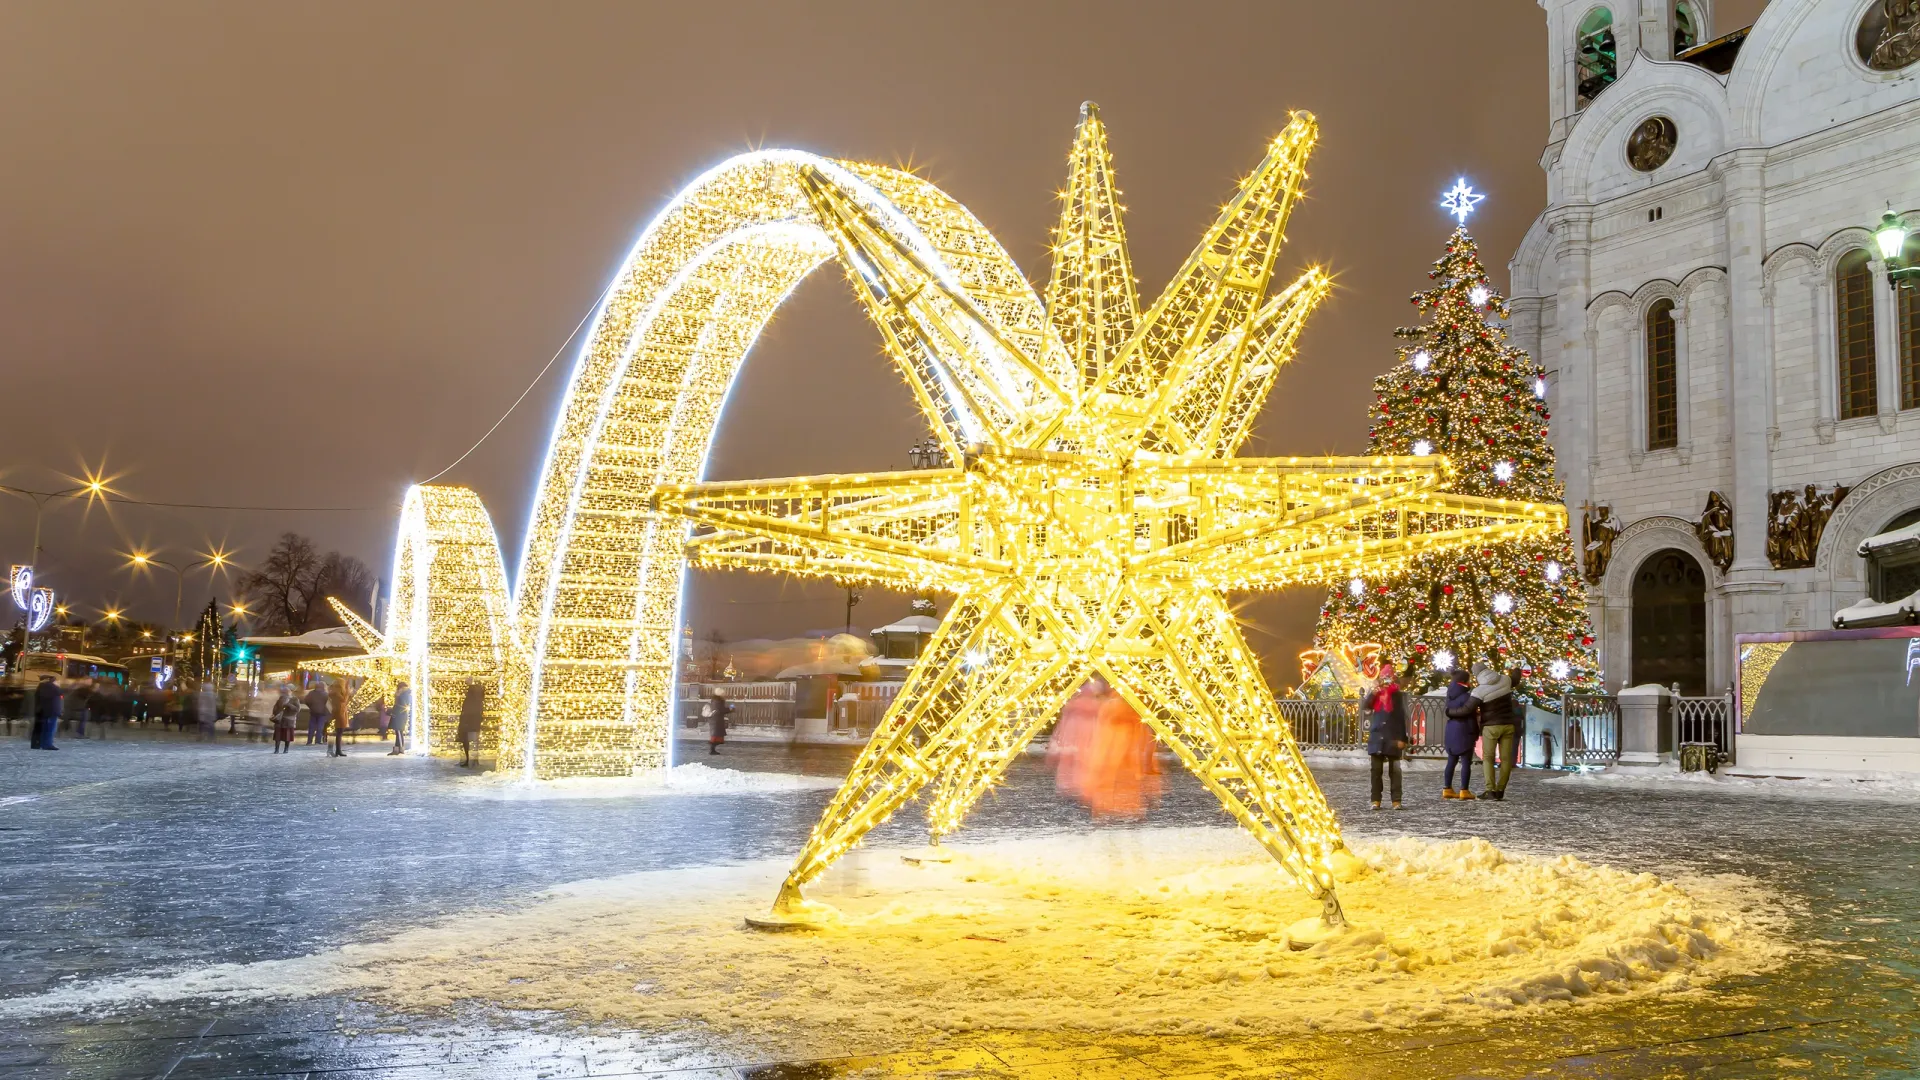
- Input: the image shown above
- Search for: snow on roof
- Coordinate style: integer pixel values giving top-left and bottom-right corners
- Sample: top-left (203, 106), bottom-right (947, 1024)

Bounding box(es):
top-left (1834, 590), bottom-right (1920, 629)
top-left (1860, 520), bottom-right (1920, 557)
top-left (774, 658), bottom-right (870, 679)
top-left (872, 615), bottom-right (940, 635)
top-left (241, 626), bottom-right (363, 650)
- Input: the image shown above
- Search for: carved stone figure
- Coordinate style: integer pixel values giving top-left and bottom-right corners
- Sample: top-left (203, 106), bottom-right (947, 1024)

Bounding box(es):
top-left (1767, 483), bottom-right (1851, 569)
top-left (1862, 0), bottom-right (1920, 71)
top-left (1582, 504), bottom-right (1621, 584)
top-left (1694, 490), bottom-right (1734, 573)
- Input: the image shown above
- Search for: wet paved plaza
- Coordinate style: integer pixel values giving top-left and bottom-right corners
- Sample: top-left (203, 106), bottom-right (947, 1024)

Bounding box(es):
top-left (3, 729), bottom-right (1920, 1078)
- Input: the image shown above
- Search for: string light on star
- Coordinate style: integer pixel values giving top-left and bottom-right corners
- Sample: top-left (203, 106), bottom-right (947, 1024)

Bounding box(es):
top-left (339, 106), bottom-right (1568, 931)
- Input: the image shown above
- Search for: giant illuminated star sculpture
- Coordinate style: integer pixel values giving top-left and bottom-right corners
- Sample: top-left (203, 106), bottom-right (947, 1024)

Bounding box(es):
top-left (650, 106), bottom-right (1565, 926)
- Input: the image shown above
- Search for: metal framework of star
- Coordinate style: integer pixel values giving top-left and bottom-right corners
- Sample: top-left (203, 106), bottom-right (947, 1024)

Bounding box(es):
top-left (1441, 178), bottom-right (1485, 225)
top-left (643, 106), bottom-right (1565, 927)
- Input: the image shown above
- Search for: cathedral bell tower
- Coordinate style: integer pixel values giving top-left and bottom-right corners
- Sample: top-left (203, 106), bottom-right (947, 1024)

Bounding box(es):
top-left (1540, 1), bottom-right (1713, 141)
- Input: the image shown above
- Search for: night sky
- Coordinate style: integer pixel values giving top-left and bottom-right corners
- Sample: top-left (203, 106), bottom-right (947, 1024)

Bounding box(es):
top-left (0, 1), bottom-right (1767, 684)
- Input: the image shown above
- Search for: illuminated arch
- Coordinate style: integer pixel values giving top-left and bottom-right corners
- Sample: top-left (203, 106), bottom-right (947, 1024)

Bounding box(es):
top-left (504, 151), bottom-right (1066, 778)
top-left (309, 484), bottom-right (515, 758)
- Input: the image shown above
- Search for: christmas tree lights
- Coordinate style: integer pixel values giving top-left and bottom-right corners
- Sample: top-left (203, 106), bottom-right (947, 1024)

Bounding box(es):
top-left (1313, 214), bottom-right (1600, 701)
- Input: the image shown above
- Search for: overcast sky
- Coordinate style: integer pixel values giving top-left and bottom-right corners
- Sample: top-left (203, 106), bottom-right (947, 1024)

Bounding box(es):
top-left (0, 1), bottom-right (1767, 683)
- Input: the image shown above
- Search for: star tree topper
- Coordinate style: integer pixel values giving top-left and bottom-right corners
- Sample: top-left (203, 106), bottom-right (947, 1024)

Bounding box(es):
top-left (651, 106), bottom-right (1563, 927)
top-left (1440, 178), bottom-right (1485, 225)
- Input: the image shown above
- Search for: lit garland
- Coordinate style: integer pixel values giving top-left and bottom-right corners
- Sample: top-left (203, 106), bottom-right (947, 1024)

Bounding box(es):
top-left (334, 108), bottom-right (1566, 928)
top-left (1313, 223), bottom-right (1601, 702)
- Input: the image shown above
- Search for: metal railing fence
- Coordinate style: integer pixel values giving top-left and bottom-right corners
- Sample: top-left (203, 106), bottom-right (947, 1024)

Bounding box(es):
top-left (1283, 693), bottom-right (1621, 770)
top-left (1673, 689), bottom-right (1734, 764)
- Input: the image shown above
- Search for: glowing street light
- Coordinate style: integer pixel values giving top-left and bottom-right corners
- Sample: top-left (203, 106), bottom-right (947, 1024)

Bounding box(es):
top-left (125, 546), bottom-right (242, 628)
top-left (1876, 210), bottom-right (1917, 288)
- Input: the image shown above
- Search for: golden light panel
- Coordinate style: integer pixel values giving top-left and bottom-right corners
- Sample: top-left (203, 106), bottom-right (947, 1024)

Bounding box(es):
top-left (333, 104), bottom-right (1564, 927)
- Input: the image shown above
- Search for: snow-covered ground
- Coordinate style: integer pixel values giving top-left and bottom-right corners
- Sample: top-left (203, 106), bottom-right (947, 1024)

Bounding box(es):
top-left (1551, 764), bottom-right (1920, 801)
top-left (450, 761), bottom-right (844, 800)
top-left (0, 827), bottom-right (1787, 1058)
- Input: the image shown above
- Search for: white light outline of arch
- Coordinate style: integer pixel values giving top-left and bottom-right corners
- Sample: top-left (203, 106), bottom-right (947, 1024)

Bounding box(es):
top-left (513, 149), bottom-right (1048, 775)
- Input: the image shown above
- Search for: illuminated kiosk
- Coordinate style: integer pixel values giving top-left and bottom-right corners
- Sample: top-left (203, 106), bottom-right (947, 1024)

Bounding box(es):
top-left (337, 105), bottom-right (1565, 928)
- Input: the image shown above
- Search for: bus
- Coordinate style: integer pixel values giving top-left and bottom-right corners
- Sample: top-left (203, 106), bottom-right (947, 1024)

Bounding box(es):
top-left (11, 652), bottom-right (128, 685)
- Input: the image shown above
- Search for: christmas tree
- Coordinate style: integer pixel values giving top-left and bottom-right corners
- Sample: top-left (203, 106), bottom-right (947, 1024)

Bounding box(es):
top-left (1314, 188), bottom-right (1600, 703)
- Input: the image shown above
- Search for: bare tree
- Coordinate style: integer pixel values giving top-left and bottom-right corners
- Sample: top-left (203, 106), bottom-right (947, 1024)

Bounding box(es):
top-left (239, 533), bottom-right (375, 634)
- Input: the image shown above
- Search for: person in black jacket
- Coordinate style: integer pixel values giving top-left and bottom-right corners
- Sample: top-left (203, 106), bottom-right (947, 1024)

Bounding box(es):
top-left (1442, 668), bottom-right (1479, 800)
top-left (302, 683), bottom-right (330, 746)
top-left (1364, 662), bottom-right (1408, 810)
top-left (456, 680), bottom-right (485, 767)
top-left (29, 675), bottom-right (61, 750)
top-left (706, 689), bottom-right (733, 755)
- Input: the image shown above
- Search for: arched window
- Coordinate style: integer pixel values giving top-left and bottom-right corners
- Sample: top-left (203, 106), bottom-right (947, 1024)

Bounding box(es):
top-left (1575, 8), bottom-right (1617, 108)
top-left (1902, 234), bottom-right (1920, 410)
top-left (1674, 2), bottom-right (1700, 53)
top-left (1646, 299), bottom-right (1678, 450)
top-left (1837, 248), bottom-right (1878, 421)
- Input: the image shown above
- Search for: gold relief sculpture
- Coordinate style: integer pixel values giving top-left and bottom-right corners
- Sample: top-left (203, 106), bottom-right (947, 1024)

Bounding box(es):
top-left (1767, 484), bottom-right (1850, 570)
top-left (1695, 490), bottom-right (1734, 574)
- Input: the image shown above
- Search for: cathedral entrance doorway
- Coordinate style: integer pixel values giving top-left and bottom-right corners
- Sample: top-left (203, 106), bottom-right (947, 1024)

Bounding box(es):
top-left (1630, 549), bottom-right (1707, 694)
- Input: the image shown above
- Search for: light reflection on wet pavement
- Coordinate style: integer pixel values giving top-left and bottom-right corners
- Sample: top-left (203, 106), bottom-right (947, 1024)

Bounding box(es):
top-left (2, 730), bottom-right (1918, 1078)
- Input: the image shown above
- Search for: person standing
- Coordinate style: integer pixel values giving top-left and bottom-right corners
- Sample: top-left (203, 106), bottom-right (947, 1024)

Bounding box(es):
top-left (1473, 662), bottom-right (1518, 801)
top-left (456, 679), bottom-right (485, 767)
top-left (328, 680), bottom-right (349, 756)
top-left (1364, 662), bottom-right (1408, 810)
top-left (195, 681), bottom-right (218, 741)
top-left (704, 688), bottom-right (732, 755)
top-left (303, 681), bottom-right (329, 746)
top-left (1441, 668), bottom-right (1479, 800)
top-left (389, 681), bottom-right (410, 756)
top-left (270, 684), bottom-right (297, 753)
top-left (67, 678), bottom-right (93, 739)
top-left (29, 674), bottom-right (61, 750)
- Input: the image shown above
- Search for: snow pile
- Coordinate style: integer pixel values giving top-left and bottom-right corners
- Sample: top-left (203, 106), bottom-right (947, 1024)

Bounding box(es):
top-left (450, 762), bottom-right (843, 801)
top-left (0, 828), bottom-right (1786, 1054)
top-left (1551, 765), bottom-right (1920, 800)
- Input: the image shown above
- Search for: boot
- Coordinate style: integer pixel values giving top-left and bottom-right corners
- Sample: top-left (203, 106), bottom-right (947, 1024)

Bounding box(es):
top-left (1442, 788), bottom-right (1457, 799)
top-left (1369, 800), bottom-right (1381, 811)
top-left (1458, 789), bottom-right (1477, 801)
top-left (1487, 789), bottom-right (1503, 801)
top-left (1391, 801), bottom-right (1403, 810)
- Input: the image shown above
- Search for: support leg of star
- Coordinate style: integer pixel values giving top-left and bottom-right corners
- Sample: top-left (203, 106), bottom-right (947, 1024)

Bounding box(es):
top-left (767, 591), bottom-right (1063, 917)
top-left (1099, 593), bottom-right (1347, 928)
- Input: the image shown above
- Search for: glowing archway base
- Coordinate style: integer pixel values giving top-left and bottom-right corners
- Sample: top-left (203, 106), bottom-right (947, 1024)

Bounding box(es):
top-left (307, 485), bottom-right (514, 756)
top-left (350, 104), bottom-right (1566, 917)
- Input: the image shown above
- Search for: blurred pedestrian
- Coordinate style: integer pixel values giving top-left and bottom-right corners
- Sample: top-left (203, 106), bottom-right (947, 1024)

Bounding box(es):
top-left (29, 674), bottom-right (61, 750)
top-left (328, 680), bottom-right (349, 756)
top-left (303, 681), bottom-right (329, 745)
top-left (1473, 661), bottom-right (1518, 801)
top-left (1441, 668), bottom-right (1479, 800)
top-left (456, 679), bottom-right (485, 767)
top-left (1365, 661), bottom-right (1407, 811)
top-left (1047, 679), bottom-right (1105, 798)
top-left (270, 684), bottom-right (297, 753)
top-left (704, 688), bottom-right (732, 755)
top-left (195, 681), bottom-right (218, 741)
top-left (389, 681), bottom-right (410, 756)
top-left (66, 678), bottom-right (93, 739)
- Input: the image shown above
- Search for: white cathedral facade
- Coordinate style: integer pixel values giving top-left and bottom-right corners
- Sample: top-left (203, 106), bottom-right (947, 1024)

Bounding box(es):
top-left (1507, 0), bottom-right (1920, 694)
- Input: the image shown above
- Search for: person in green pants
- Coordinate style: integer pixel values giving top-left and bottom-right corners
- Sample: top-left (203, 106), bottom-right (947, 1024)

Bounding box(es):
top-left (1472, 662), bottom-right (1518, 800)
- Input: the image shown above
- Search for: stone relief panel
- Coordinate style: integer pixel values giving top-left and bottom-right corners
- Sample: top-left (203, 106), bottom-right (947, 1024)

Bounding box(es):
top-left (1694, 490), bottom-right (1735, 573)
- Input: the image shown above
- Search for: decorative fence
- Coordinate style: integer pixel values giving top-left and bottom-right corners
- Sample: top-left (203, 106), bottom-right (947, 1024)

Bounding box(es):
top-left (678, 681), bottom-right (796, 728)
top-left (1281, 693), bottom-right (1622, 769)
top-left (1673, 690), bottom-right (1734, 764)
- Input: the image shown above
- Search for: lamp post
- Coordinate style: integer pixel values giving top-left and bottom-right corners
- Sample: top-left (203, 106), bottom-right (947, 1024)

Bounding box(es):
top-left (1874, 210), bottom-right (1918, 289)
top-left (126, 548), bottom-right (238, 628)
top-left (2, 476), bottom-right (111, 569)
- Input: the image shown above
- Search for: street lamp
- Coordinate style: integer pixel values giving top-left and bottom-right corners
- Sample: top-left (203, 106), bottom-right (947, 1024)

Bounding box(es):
top-left (2, 469), bottom-right (114, 569)
top-left (1875, 210), bottom-right (1917, 289)
top-left (126, 546), bottom-right (240, 628)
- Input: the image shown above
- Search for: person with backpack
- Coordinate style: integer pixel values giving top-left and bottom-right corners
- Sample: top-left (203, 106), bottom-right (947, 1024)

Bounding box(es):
top-left (1364, 661), bottom-right (1408, 811)
top-left (1473, 661), bottom-right (1518, 801)
top-left (1441, 668), bottom-right (1479, 800)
